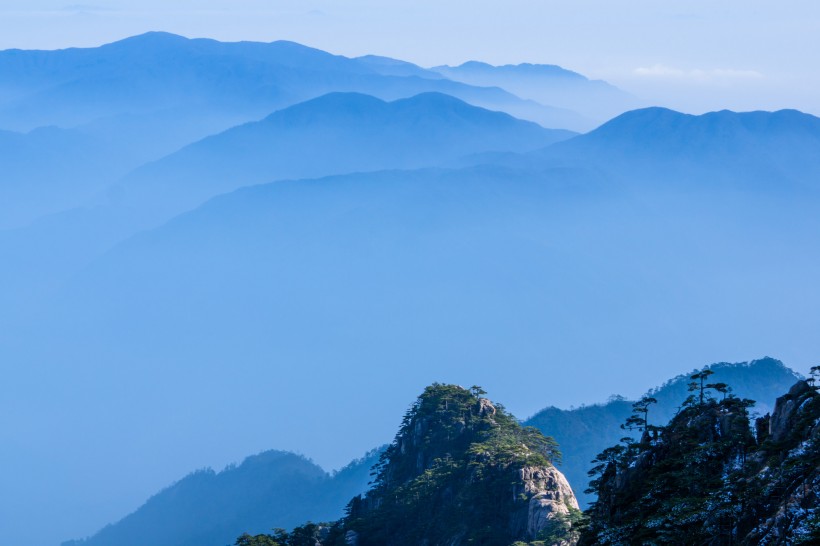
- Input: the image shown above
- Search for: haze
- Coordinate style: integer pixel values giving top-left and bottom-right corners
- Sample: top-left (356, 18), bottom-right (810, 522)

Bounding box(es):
top-left (1, 3), bottom-right (819, 546)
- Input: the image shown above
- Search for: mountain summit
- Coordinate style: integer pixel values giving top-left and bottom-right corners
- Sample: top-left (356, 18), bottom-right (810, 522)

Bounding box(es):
top-left (323, 384), bottom-right (580, 545)
top-left (535, 106), bottom-right (820, 189)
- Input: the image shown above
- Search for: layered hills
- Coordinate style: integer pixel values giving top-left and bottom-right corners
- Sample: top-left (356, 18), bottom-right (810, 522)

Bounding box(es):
top-left (2, 33), bottom-right (820, 546)
top-left (432, 61), bottom-right (639, 124)
top-left (0, 32), bottom-right (600, 229)
top-left (4, 102), bottom-right (820, 546)
top-left (61, 360), bottom-right (806, 546)
top-left (0, 32), bottom-right (588, 137)
top-left (112, 92), bottom-right (574, 220)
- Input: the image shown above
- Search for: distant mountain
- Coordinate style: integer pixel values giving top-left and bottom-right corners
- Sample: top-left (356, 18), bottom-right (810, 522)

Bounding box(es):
top-left (525, 358), bottom-right (803, 508)
top-left (355, 55), bottom-right (444, 79)
top-left (432, 61), bottom-right (640, 125)
top-left (0, 32), bottom-right (585, 136)
top-left (0, 32), bottom-right (366, 132)
top-left (113, 92), bottom-right (575, 221)
top-left (64, 450), bottom-right (381, 546)
top-left (10, 156), bottom-right (818, 539)
top-left (0, 33), bottom-right (589, 227)
top-left (4, 102), bottom-right (820, 546)
top-left (536, 107), bottom-right (820, 189)
top-left (0, 91), bottom-right (572, 325)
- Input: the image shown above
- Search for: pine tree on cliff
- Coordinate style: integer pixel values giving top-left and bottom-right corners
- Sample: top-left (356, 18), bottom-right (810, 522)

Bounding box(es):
top-left (336, 384), bottom-right (579, 546)
top-left (582, 373), bottom-right (820, 545)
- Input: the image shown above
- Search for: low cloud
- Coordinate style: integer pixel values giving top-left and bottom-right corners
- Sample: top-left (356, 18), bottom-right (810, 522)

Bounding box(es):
top-left (634, 64), bottom-right (763, 83)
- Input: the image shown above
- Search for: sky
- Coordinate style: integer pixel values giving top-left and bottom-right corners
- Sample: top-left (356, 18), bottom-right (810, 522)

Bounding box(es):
top-left (0, 0), bottom-right (818, 115)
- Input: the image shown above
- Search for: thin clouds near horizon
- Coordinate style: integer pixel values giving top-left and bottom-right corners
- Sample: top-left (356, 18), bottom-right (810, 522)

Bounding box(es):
top-left (634, 64), bottom-right (765, 83)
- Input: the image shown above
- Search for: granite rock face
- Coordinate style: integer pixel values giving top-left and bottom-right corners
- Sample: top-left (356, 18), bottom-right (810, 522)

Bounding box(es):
top-left (338, 384), bottom-right (580, 546)
top-left (517, 465), bottom-right (580, 541)
top-left (769, 380), bottom-right (813, 443)
top-left (582, 379), bottom-right (820, 545)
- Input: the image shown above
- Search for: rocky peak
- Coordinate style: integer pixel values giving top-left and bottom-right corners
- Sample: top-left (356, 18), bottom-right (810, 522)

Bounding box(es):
top-left (338, 384), bottom-right (579, 546)
top-left (769, 379), bottom-right (813, 443)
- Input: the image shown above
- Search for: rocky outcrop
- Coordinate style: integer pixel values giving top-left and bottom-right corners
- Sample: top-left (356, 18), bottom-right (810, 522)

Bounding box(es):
top-left (336, 384), bottom-right (579, 546)
top-left (769, 380), bottom-right (813, 443)
top-left (583, 378), bottom-right (820, 546)
top-left (741, 380), bottom-right (820, 545)
top-left (516, 465), bottom-right (579, 540)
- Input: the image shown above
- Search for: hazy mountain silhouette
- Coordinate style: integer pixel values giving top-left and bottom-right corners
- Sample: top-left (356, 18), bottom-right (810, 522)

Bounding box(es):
top-left (525, 358), bottom-right (803, 508)
top-left (535, 107), bottom-right (820, 188)
top-left (0, 91), bottom-right (572, 328)
top-left (432, 61), bottom-right (640, 124)
top-left (0, 32), bottom-right (587, 138)
top-left (354, 56), bottom-right (590, 130)
top-left (0, 32), bottom-right (367, 132)
top-left (63, 450), bottom-right (381, 546)
top-left (0, 33), bottom-right (595, 227)
top-left (8, 133), bottom-right (819, 546)
top-left (4, 103), bottom-right (820, 546)
top-left (112, 92), bottom-right (575, 221)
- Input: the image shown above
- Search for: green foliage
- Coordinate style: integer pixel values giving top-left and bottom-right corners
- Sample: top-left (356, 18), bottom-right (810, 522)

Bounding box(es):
top-left (234, 533), bottom-right (282, 546)
top-left (339, 384), bottom-right (570, 546)
top-left (525, 357), bottom-right (801, 509)
top-left (583, 374), bottom-right (820, 545)
top-left (537, 507), bottom-right (587, 544)
top-left (233, 523), bottom-right (331, 546)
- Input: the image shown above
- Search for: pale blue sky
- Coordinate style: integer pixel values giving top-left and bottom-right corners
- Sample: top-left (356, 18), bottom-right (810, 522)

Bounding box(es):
top-left (1, 0), bottom-right (818, 115)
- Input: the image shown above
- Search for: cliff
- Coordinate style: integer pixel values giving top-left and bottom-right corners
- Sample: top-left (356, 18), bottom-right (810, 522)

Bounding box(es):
top-left (583, 376), bottom-right (820, 545)
top-left (319, 384), bottom-right (581, 546)
top-left (525, 357), bottom-right (801, 508)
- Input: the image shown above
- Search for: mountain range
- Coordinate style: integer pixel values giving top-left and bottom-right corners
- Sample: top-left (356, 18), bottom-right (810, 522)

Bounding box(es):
top-left (62, 359), bottom-right (804, 546)
top-left (432, 61), bottom-right (640, 123)
top-left (4, 99), bottom-right (820, 546)
top-left (110, 92), bottom-right (574, 222)
top-left (0, 32), bottom-right (602, 229)
top-left (2, 32), bottom-right (820, 546)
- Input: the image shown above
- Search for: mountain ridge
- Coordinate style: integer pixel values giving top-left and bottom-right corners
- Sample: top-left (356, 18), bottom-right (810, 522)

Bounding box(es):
top-left (110, 91), bottom-right (574, 222)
